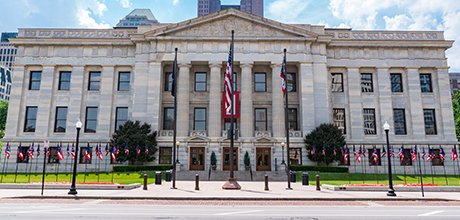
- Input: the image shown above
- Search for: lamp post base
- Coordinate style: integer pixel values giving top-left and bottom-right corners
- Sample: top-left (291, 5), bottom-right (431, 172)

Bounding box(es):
top-left (68, 188), bottom-right (77, 195)
top-left (387, 189), bottom-right (396, 196)
top-left (222, 178), bottom-right (241, 190)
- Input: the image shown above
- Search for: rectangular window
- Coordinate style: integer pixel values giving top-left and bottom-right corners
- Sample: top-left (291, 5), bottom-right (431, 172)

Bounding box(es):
top-left (333, 109), bottom-right (346, 134)
top-left (165, 72), bottom-right (173, 92)
top-left (288, 108), bottom-right (298, 131)
top-left (420, 74), bottom-right (432, 93)
top-left (287, 73), bottom-right (296, 92)
top-left (115, 107), bottom-right (128, 132)
top-left (424, 109), bottom-right (437, 135)
top-left (163, 108), bottom-right (174, 130)
top-left (195, 73), bottom-right (207, 91)
top-left (85, 107), bottom-right (98, 133)
top-left (54, 107), bottom-right (68, 132)
top-left (17, 146), bottom-right (29, 163)
top-left (289, 148), bottom-right (302, 165)
top-left (390, 74), bottom-right (403, 92)
top-left (194, 108), bottom-right (206, 130)
top-left (88, 72), bottom-right (101, 91)
top-left (331, 73), bottom-right (343, 92)
top-left (361, 73), bottom-right (373, 92)
top-left (254, 73), bottom-right (266, 92)
top-left (363, 109), bottom-right (376, 135)
top-left (24, 107), bottom-right (38, 132)
top-left (254, 108), bottom-right (267, 131)
top-left (118, 72), bottom-right (130, 91)
top-left (59, 71), bottom-right (71, 90)
top-left (159, 147), bottom-right (172, 164)
top-left (401, 149), bottom-right (412, 166)
top-left (393, 109), bottom-right (406, 135)
top-left (29, 71), bottom-right (41, 90)
top-left (79, 147), bottom-right (91, 164)
top-left (48, 146), bottom-right (59, 164)
top-left (368, 148), bottom-right (381, 166)
top-left (431, 149), bottom-right (444, 166)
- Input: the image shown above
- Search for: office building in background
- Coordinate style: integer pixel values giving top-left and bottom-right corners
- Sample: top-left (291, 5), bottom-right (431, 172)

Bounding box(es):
top-left (198, 0), bottom-right (263, 17)
top-left (116, 9), bottom-right (158, 27)
top-left (0, 32), bottom-right (17, 70)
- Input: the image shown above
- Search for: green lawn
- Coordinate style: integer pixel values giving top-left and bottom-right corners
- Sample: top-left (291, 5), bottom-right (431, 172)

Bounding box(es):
top-left (0, 171), bottom-right (165, 185)
top-left (295, 172), bottom-right (460, 186)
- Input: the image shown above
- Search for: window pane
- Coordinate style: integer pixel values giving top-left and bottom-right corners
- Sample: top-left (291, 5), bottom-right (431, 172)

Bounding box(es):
top-left (165, 72), bottom-right (173, 91)
top-left (424, 109), bottom-right (437, 134)
top-left (393, 109), bottom-right (406, 135)
top-left (164, 108), bottom-right (174, 130)
top-left (24, 107), bottom-right (37, 132)
top-left (361, 73), bottom-right (373, 92)
top-left (195, 73), bottom-right (206, 91)
top-left (420, 74), bottom-right (432, 92)
top-left (195, 122), bottom-right (206, 130)
top-left (55, 121), bottom-right (66, 132)
top-left (117, 108), bottom-right (128, 120)
top-left (195, 108), bottom-right (206, 120)
top-left (288, 108), bottom-right (297, 130)
top-left (61, 72), bottom-right (71, 81)
top-left (85, 121), bottom-right (97, 133)
top-left (287, 73), bottom-right (296, 92)
top-left (31, 72), bottom-right (41, 80)
top-left (333, 108), bottom-right (346, 134)
top-left (391, 74), bottom-right (402, 92)
top-left (56, 107), bottom-right (67, 120)
top-left (89, 72), bottom-right (100, 91)
top-left (87, 108), bottom-right (98, 119)
top-left (90, 72), bottom-right (100, 81)
top-left (255, 73), bottom-right (265, 82)
top-left (331, 73), bottom-right (343, 92)
top-left (363, 109), bottom-right (376, 135)
top-left (119, 72), bottom-right (130, 81)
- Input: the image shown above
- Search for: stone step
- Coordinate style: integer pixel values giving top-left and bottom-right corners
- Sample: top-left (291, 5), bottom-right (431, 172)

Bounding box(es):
top-left (175, 170), bottom-right (292, 181)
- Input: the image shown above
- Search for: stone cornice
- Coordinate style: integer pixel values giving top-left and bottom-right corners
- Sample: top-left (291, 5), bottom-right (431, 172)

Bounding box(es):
top-left (325, 30), bottom-right (445, 41)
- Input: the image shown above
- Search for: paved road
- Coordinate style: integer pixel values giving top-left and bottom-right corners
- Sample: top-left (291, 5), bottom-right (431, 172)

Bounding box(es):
top-left (1, 199), bottom-right (459, 220)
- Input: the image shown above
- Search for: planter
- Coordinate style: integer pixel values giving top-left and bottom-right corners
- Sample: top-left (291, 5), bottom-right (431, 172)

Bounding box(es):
top-left (211, 165), bottom-right (216, 170)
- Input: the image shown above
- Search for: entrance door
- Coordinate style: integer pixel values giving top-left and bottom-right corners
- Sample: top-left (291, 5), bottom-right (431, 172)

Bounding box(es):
top-left (190, 147), bottom-right (205, 170)
top-left (223, 147), bottom-right (238, 171)
top-left (256, 148), bottom-right (271, 171)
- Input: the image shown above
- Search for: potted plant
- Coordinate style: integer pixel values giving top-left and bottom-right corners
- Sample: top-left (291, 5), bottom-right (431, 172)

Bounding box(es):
top-left (244, 151), bottom-right (251, 171)
top-left (210, 151), bottom-right (217, 170)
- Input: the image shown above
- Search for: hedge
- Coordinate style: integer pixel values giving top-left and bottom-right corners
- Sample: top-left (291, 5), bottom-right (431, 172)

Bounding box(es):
top-left (113, 165), bottom-right (173, 172)
top-left (290, 165), bottom-right (348, 173)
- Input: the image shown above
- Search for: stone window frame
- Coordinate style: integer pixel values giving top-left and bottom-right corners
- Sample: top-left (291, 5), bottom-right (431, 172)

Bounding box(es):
top-left (254, 72), bottom-right (266, 92)
top-left (88, 72), bottom-right (101, 91)
top-left (85, 107), bottom-right (98, 133)
top-left (54, 107), bottom-right (68, 133)
top-left (194, 72), bottom-right (207, 92)
top-left (361, 73), bottom-right (373, 93)
top-left (390, 73), bottom-right (403, 93)
top-left (58, 71), bottom-right (71, 91)
top-left (423, 109), bottom-right (437, 135)
top-left (118, 72), bottom-right (130, 91)
top-left (393, 109), bottom-right (407, 135)
top-left (363, 108), bottom-right (376, 135)
top-left (254, 108), bottom-right (267, 131)
top-left (331, 73), bottom-right (343, 92)
top-left (420, 74), bottom-right (432, 93)
top-left (29, 71), bottom-right (41, 90)
top-left (24, 106), bottom-right (38, 132)
top-left (288, 108), bottom-right (298, 131)
top-left (115, 107), bottom-right (128, 132)
top-left (194, 108), bottom-right (207, 130)
top-left (163, 107), bottom-right (174, 130)
top-left (333, 108), bottom-right (346, 134)
top-left (159, 147), bottom-right (172, 164)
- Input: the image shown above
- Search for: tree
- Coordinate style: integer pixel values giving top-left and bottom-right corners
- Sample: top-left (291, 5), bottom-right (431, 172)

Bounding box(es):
top-left (0, 100), bottom-right (8, 139)
top-left (304, 123), bottom-right (345, 166)
top-left (110, 120), bottom-right (157, 165)
top-left (452, 92), bottom-right (460, 141)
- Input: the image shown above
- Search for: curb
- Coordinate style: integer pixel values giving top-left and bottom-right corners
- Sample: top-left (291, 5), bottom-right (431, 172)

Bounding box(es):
top-left (322, 184), bottom-right (460, 192)
top-left (0, 183), bottom-right (141, 190)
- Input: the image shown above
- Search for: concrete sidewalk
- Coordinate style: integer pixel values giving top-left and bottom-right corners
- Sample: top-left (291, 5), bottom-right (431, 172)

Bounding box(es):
top-left (0, 180), bottom-right (459, 201)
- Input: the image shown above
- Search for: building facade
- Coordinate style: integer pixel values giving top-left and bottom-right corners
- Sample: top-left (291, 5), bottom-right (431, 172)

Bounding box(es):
top-left (0, 65), bottom-right (12, 101)
top-left (0, 32), bottom-right (17, 70)
top-left (116, 9), bottom-right (158, 27)
top-left (449, 72), bottom-right (460, 95)
top-left (3, 9), bottom-right (457, 175)
top-left (198, 0), bottom-right (263, 17)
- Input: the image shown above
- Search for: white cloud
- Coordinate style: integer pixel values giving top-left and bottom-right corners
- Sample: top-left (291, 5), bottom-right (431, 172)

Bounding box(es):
top-left (77, 9), bottom-right (110, 28)
top-left (173, 0), bottom-right (179, 6)
top-left (383, 14), bottom-right (412, 30)
top-left (267, 0), bottom-right (308, 23)
top-left (119, 0), bottom-right (132, 8)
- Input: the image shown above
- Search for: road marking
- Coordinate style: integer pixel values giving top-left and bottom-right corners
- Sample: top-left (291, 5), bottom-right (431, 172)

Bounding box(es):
top-left (418, 210), bottom-right (444, 216)
top-left (216, 210), bottom-right (262, 216)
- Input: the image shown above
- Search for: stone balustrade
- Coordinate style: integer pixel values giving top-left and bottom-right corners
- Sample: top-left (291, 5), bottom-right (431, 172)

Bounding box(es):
top-left (19, 29), bottom-right (137, 39)
top-left (325, 30), bottom-right (444, 41)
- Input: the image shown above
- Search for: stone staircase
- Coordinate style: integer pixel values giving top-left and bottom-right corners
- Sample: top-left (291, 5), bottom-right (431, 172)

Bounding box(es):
top-left (176, 170), bottom-right (290, 181)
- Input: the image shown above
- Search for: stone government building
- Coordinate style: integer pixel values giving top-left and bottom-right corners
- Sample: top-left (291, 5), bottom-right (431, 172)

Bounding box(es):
top-left (4, 9), bottom-right (458, 174)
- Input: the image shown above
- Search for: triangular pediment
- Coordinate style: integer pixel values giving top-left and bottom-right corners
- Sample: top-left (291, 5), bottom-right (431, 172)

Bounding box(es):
top-left (252, 135), bottom-right (277, 143)
top-left (184, 135), bottom-right (210, 142)
top-left (145, 8), bottom-right (317, 39)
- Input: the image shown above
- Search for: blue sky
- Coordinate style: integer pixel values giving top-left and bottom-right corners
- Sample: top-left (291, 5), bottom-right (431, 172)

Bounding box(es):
top-left (0, 0), bottom-right (459, 71)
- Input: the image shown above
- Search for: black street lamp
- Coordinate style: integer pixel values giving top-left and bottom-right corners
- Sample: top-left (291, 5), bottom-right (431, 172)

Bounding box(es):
top-left (281, 142), bottom-right (286, 165)
top-left (384, 121), bottom-right (396, 196)
top-left (68, 119), bottom-right (82, 195)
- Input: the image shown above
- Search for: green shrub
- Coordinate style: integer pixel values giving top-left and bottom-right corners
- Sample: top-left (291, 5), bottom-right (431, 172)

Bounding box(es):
top-left (244, 151), bottom-right (250, 166)
top-left (290, 165), bottom-right (348, 173)
top-left (113, 165), bottom-right (173, 172)
top-left (210, 151), bottom-right (217, 165)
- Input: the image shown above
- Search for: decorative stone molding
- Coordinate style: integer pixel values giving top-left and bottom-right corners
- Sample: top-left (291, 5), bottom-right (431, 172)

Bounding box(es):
top-left (158, 130), bottom-right (174, 137)
top-left (190, 130), bottom-right (207, 137)
top-left (254, 131), bottom-right (272, 137)
top-left (20, 29), bottom-right (137, 39)
top-left (221, 130), bottom-right (241, 138)
top-left (289, 131), bottom-right (302, 138)
top-left (325, 30), bottom-right (444, 41)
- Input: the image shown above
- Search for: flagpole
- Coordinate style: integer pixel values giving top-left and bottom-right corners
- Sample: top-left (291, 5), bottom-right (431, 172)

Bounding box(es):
top-left (230, 30), bottom-right (235, 180)
top-left (172, 47), bottom-right (178, 189)
top-left (14, 145), bottom-right (19, 183)
top-left (283, 48), bottom-right (292, 190)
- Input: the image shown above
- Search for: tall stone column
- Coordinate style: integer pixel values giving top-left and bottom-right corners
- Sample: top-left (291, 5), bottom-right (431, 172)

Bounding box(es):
top-left (208, 63), bottom-right (222, 138)
top-left (271, 62), bottom-right (284, 138)
top-left (299, 62), bottom-right (314, 133)
top-left (67, 65), bottom-right (85, 138)
top-left (98, 65), bottom-right (115, 135)
top-left (147, 62), bottom-right (162, 131)
top-left (313, 60), bottom-right (330, 126)
top-left (406, 67), bottom-right (424, 140)
top-left (5, 65), bottom-right (25, 138)
top-left (436, 67), bottom-right (455, 140)
top-left (177, 63), bottom-right (191, 137)
top-left (240, 62), bottom-right (253, 138)
top-left (376, 67), bottom-right (392, 139)
top-left (347, 67), bottom-right (364, 140)
top-left (35, 65), bottom-right (55, 137)
top-left (131, 61), bottom-right (149, 121)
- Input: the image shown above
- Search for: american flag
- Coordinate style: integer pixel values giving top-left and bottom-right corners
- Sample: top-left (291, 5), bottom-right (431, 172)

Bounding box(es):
top-left (145, 143), bottom-right (149, 155)
top-left (5, 142), bottom-right (10, 159)
top-left (322, 144), bottom-right (326, 156)
top-left (381, 145), bottom-right (387, 158)
top-left (85, 144), bottom-right (91, 161)
top-left (116, 144), bottom-right (120, 155)
top-left (398, 146), bottom-right (405, 162)
top-left (105, 143), bottom-right (109, 156)
top-left (372, 145), bottom-right (378, 163)
top-left (452, 145), bottom-right (458, 161)
top-left (344, 146), bottom-right (349, 164)
top-left (28, 144), bottom-right (34, 160)
top-left (57, 143), bottom-right (64, 161)
top-left (136, 143), bottom-right (140, 156)
top-left (71, 143), bottom-right (75, 160)
top-left (411, 145), bottom-right (417, 162)
top-left (280, 50), bottom-right (287, 97)
top-left (224, 41), bottom-right (233, 116)
top-left (37, 144), bottom-right (40, 157)
top-left (422, 147), bottom-right (426, 160)
top-left (311, 143), bottom-right (316, 155)
top-left (97, 144), bottom-right (103, 161)
top-left (333, 144), bottom-right (336, 156)
top-left (66, 144), bottom-right (70, 157)
top-left (362, 147), bottom-right (366, 157)
top-left (356, 147), bottom-right (362, 162)
top-left (389, 145), bottom-right (394, 157)
top-left (353, 145), bottom-right (356, 156)
top-left (18, 143), bottom-right (24, 160)
top-left (439, 146), bottom-right (446, 162)
top-left (340, 144), bottom-right (344, 156)
top-left (124, 143), bottom-right (129, 156)
top-left (111, 146), bottom-right (116, 162)
top-left (427, 146), bottom-right (433, 162)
